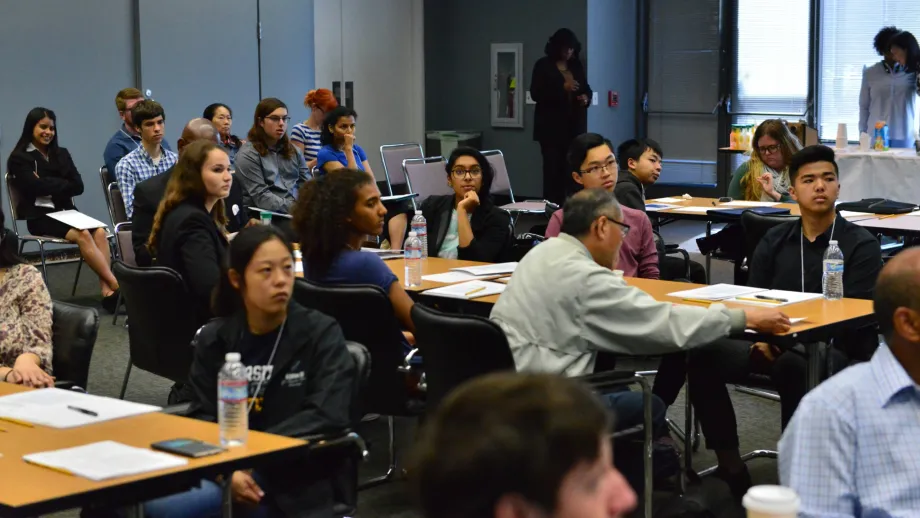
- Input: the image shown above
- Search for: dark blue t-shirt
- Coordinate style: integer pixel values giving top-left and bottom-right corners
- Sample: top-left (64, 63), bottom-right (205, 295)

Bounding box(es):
top-left (315, 144), bottom-right (367, 174)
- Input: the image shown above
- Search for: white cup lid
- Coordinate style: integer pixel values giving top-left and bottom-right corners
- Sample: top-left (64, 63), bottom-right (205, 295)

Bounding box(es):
top-left (742, 485), bottom-right (800, 514)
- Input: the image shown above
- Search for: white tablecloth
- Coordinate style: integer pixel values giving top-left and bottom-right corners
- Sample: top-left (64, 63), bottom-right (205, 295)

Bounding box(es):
top-left (837, 147), bottom-right (920, 203)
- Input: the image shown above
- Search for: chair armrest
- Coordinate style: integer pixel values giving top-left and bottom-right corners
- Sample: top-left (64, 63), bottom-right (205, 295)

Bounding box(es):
top-left (299, 430), bottom-right (369, 460)
top-left (160, 402), bottom-right (193, 416)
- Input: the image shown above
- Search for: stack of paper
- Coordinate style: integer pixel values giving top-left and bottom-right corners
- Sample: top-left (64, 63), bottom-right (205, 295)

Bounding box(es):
top-left (47, 211), bottom-right (108, 230)
top-left (726, 290), bottom-right (823, 307)
top-left (0, 388), bottom-right (160, 429)
top-left (668, 284), bottom-right (766, 301)
top-left (422, 280), bottom-right (506, 300)
top-left (23, 441), bottom-right (188, 481)
top-left (450, 262), bottom-right (518, 276)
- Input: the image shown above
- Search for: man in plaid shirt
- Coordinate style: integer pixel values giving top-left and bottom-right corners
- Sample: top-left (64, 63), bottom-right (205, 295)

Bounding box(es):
top-left (114, 100), bottom-right (177, 218)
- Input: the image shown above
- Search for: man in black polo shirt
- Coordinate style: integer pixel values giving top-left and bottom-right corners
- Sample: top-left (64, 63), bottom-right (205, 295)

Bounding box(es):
top-left (657, 145), bottom-right (881, 498)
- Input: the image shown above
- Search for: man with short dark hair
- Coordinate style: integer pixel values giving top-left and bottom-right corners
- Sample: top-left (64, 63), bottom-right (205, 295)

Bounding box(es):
top-left (114, 100), bottom-right (177, 218)
top-left (614, 138), bottom-right (662, 212)
top-left (413, 372), bottom-right (637, 518)
top-left (103, 88), bottom-right (171, 183)
top-left (780, 248), bottom-right (920, 516)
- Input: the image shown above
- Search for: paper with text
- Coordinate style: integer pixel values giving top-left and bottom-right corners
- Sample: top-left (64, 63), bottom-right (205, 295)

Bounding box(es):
top-left (0, 388), bottom-right (160, 428)
top-left (23, 441), bottom-right (188, 481)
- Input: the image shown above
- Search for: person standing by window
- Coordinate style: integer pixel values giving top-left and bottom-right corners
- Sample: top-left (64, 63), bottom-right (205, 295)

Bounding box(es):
top-left (531, 28), bottom-right (591, 206)
top-left (859, 27), bottom-right (917, 149)
top-left (291, 89), bottom-right (338, 170)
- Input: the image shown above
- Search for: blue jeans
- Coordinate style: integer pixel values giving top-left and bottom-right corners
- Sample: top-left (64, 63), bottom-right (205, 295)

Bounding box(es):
top-left (142, 473), bottom-right (275, 518)
top-left (602, 389), bottom-right (666, 437)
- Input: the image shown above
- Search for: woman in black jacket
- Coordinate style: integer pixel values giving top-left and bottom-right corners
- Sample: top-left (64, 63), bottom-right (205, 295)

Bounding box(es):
top-left (140, 225), bottom-right (355, 518)
top-left (6, 107), bottom-right (118, 308)
top-left (414, 147), bottom-right (511, 262)
top-left (148, 139), bottom-right (231, 326)
top-left (531, 28), bottom-right (592, 205)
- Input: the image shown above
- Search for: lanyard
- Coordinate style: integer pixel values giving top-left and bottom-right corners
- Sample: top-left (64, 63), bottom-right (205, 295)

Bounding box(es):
top-left (801, 217), bottom-right (836, 293)
top-left (120, 128), bottom-right (141, 151)
top-left (241, 316), bottom-right (287, 414)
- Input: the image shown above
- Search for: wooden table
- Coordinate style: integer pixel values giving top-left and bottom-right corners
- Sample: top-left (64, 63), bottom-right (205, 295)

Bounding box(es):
top-left (854, 213), bottom-right (920, 235)
top-left (0, 384), bottom-right (308, 517)
top-left (388, 257), bottom-right (504, 304)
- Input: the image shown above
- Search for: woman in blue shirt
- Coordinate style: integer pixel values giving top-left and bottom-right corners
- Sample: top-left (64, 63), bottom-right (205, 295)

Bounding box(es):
top-left (315, 106), bottom-right (375, 176)
top-left (859, 27), bottom-right (917, 148)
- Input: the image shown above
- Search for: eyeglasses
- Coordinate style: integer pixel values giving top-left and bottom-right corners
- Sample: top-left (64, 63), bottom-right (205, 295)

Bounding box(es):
top-left (758, 144), bottom-right (781, 156)
top-left (450, 167), bottom-right (483, 178)
top-left (603, 215), bottom-right (631, 237)
top-left (579, 158), bottom-right (617, 176)
top-left (264, 115), bottom-right (291, 123)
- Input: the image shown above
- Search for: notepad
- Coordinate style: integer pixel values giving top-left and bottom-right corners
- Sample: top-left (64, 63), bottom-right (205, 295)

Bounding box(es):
top-left (422, 271), bottom-right (495, 283)
top-left (422, 280), bottom-right (506, 300)
top-left (0, 388), bottom-right (160, 429)
top-left (720, 201), bottom-right (780, 207)
top-left (668, 284), bottom-right (765, 301)
top-left (449, 262), bottom-right (518, 276)
top-left (727, 290), bottom-right (824, 307)
top-left (23, 441), bottom-right (188, 481)
top-left (46, 210), bottom-right (108, 230)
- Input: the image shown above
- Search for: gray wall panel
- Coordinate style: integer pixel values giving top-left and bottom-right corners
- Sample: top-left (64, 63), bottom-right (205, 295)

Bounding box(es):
top-left (259, 0), bottom-right (315, 127)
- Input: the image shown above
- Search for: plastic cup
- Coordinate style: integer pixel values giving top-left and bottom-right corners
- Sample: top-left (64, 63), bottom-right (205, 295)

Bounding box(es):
top-left (742, 485), bottom-right (799, 518)
top-left (260, 211), bottom-right (272, 226)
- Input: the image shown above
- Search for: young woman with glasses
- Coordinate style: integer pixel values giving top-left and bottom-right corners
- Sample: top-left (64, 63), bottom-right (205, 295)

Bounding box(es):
top-left (727, 119), bottom-right (803, 202)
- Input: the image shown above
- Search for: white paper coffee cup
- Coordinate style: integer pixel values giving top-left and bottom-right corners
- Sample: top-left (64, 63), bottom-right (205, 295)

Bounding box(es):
top-left (742, 485), bottom-right (800, 518)
top-left (836, 123), bottom-right (848, 148)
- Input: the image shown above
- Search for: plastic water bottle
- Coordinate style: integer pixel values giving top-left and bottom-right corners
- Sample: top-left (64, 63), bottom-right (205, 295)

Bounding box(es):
top-left (292, 243), bottom-right (304, 278)
top-left (218, 352), bottom-right (249, 447)
top-left (411, 210), bottom-right (428, 258)
top-left (822, 240), bottom-right (844, 301)
top-left (404, 231), bottom-right (423, 288)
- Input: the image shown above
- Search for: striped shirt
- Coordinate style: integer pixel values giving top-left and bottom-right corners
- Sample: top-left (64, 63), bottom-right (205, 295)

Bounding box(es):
top-left (114, 145), bottom-right (177, 218)
top-left (290, 123), bottom-right (322, 161)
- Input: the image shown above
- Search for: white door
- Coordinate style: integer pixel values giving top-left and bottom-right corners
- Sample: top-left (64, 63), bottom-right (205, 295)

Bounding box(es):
top-left (315, 0), bottom-right (424, 181)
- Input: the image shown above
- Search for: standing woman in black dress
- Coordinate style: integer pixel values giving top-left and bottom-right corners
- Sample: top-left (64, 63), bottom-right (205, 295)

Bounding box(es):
top-left (6, 107), bottom-right (119, 309)
top-left (531, 28), bottom-right (592, 206)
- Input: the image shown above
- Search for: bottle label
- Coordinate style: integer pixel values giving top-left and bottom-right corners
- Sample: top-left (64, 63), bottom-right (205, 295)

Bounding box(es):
top-left (823, 260), bottom-right (844, 274)
top-left (411, 223), bottom-right (427, 237)
top-left (219, 379), bottom-right (248, 403)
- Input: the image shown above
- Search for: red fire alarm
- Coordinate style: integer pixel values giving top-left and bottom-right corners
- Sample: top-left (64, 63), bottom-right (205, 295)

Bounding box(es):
top-left (608, 91), bottom-right (619, 107)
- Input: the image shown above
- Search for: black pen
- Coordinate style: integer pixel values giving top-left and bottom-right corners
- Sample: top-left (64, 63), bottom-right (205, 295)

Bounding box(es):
top-left (755, 295), bottom-right (789, 303)
top-left (67, 405), bottom-right (98, 417)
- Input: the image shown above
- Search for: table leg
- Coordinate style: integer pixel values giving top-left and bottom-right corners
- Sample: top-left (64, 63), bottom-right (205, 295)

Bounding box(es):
top-left (683, 354), bottom-right (693, 478)
top-left (222, 476), bottom-right (233, 518)
top-left (704, 220), bottom-right (712, 284)
top-left (805, 342), bottom-right (824, 391)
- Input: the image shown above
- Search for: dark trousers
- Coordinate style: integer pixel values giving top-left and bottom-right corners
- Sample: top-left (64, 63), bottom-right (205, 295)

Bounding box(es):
top-left (652, 340), bottom-right (850, 450)
top-left (539, 139), bottom-right (572, 206)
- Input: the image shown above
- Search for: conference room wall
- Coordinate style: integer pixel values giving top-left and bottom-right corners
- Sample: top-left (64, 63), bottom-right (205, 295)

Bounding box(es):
top-left (586, 0), bottom-right (639, 145)
top-left (424, 0), bottom-right (589, 198)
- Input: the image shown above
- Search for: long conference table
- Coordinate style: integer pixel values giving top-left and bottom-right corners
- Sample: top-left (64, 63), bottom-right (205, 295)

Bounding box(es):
top-left (0, 383), bottom-right (309, 517)
top-left (388, 257), bottom-right (876, 390)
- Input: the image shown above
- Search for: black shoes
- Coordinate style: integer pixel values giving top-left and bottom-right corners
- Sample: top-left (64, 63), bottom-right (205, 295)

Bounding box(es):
top-left (101, 291), bottom-right (119, 314)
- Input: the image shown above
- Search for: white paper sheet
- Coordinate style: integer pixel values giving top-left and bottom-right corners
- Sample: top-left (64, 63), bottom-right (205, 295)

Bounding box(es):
top-left (422, 271), bottom-right (495, 283)
top-left (839, 210), bottom-right (876, 219)
top-left (23, 441), bottom-right (188, 481)
top-left (727, 290), bottom-right (824, 307)
top-left (649, 197), bottom-right (684, 203)
top-left (449, 262), bottom-right (518, 276)
top-left (745, 317), bottom-right (807, 333)
top-left (720, 201), bottom-right (780, 207)
top-left (0, 388), bottom-right (160, 429)
top-left (45, 210), bottom-right (107, 230)
top-left (901, 211), bottom-right (920, 217)
top-left (668, 206), bottom-right (728, 214)
top-left (421, 280), bottom-right (506, 300)
top-left (668, 283), bottom-right (765, 301)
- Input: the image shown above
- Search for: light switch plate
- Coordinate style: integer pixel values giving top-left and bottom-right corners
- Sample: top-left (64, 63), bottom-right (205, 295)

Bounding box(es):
top-left (525, 91), bottom-right (536, 104)
top-left (592, 92), bottom-right (598, 105)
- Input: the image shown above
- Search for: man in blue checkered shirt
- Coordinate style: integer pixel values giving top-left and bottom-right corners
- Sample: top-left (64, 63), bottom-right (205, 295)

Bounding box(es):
top-left (779, 247), bottom-right (920, 517)
top-left (114, 100), bottom-right (177, 218)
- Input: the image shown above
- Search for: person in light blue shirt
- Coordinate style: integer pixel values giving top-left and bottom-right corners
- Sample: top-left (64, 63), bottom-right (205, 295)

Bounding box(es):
top-left (859, 27), bottom-right (917, 148)
top-left (779, 247), bottom-right (920, 517)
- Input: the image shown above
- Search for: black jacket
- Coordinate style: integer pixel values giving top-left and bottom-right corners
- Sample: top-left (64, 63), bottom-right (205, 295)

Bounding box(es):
top-left (614, 173), bottom-right (646, 212)
top-left (153, 199), bottom-right (228, 325)
top-left (7, 147), bottom-right (83, 219)
top-left (530, 55), bottom-right (591, 143)
top-left (188, 302), bottom-right (356, 517)
top-left (133, 167), bottom-right (247, 267)
top-left (416, 194), bottom-right (512, 262)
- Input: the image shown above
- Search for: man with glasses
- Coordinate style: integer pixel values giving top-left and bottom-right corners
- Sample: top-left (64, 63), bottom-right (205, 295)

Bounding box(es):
top-left (545, 133), bottom-right (659, 279)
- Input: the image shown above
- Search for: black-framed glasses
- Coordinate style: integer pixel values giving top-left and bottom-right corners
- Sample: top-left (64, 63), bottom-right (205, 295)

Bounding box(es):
top-left (579, 158), bottom-right (617, 176)
top-left (603, 215), bottom-right (630, 237)
top-left (450, 167), bottom-right (483, 178)
top-left (758, 144), bottom-right (781, 155)
top-left (264, 115), bottom-right (291, 123)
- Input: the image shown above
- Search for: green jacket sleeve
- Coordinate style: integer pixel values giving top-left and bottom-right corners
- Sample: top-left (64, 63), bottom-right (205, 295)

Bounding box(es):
top-left (727, 161), bottom-right (748, 200)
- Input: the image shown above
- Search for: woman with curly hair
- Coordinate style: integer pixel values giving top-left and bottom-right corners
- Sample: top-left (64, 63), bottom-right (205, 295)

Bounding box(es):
top-left (291, 168), bottom-right (415, 341)
top-left (727, 119), bottom-right (802, 202)
top-left (148, 139), bottom-right (232, 326)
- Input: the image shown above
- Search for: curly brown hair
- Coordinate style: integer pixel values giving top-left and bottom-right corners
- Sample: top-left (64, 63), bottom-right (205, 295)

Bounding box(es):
top-left (291, 169), bottom-right (375, 277)
top-left (147, 140), bottom-right (229, 256)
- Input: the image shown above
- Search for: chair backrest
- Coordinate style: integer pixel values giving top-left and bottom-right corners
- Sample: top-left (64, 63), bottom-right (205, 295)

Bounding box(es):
top-left (4, 173), bottom-right (24, 236)
top-left (740, 210), bottom-right (801, 265)
top-left (410, 304), bottom-right (516, 412)
top-left (380, 143), bottom-right (423, 194)
top-left (482, 149), bottom-right (515, 202)
top-left (293, 279), bottom-right (409, 415)
top-left (107, 183), bottom-right (129, 225)
top-left (344, 341), bottom-right (371, 424)
top-left (51, 301), bottom-right (100, 390)
top-left (403, 156), bottom-right (452, 205)
top-left (115, 224), bottom-right (136, 267)
top-left (111, 261), bottom-right (198, 383)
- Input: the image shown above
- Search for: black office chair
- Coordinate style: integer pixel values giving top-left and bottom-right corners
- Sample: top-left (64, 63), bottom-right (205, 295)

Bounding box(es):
top-left (112, 261), bottom-right (198, 399)
top-left (51, 301), bottom-right (99, 392)
top-left (292, 279), bottom-right (422, 489)
top-left (735, 210), bottom-right (801, 285)
top-left (654, 231), bottom-right (693, 281)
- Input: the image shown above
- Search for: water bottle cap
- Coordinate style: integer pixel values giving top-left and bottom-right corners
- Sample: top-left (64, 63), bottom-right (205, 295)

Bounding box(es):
top-left (415, 210), bottom-right (422, 215)
top-left (225, 352), bottom-right (241, 362)
top-left (408, 231), bottom-right (417, 237)
top-left (829, 240), bottom-right (838, 245)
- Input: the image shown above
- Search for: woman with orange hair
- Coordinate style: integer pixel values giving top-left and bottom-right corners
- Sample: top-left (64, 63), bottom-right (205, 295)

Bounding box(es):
top-left (291, 88), bottom-right (338, 169)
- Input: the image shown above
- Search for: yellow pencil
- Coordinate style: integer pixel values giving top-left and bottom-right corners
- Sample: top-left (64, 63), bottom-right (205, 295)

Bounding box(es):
top-left (0, 416), bottom-right (34, 428)
top-left (735, 296), bottom-right (782, 304)
top-left (681, 298), bottom-right (713, 305)
top-left (24, 459), bottom-right (74, 477)
top-left (464, 286), bottom-right (486, 297)
top-left (877, 214), bottom-right (902, 220)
